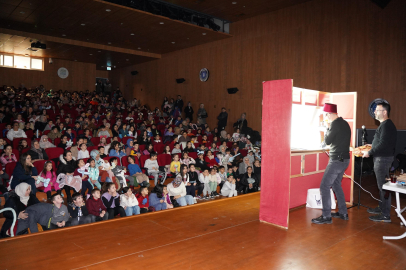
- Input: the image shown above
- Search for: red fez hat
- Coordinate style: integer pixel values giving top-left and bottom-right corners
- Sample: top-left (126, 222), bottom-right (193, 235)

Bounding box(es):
top-left (323, 103), bottom-right (337, 113)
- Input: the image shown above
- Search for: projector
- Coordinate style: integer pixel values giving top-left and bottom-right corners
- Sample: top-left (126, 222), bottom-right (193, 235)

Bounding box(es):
top-left (31, 41), bottom-right (46, 49)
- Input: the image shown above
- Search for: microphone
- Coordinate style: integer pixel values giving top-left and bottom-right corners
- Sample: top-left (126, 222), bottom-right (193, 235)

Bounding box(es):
top-left (362, 125), bottom-right (367, 146)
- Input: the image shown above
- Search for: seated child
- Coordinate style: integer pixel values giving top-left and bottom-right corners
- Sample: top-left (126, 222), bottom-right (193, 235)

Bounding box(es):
top-left (221, 174), bottom-right (237, 197)
top-left (38, 161), bottom-right (61, 200)
top-left (101, 182), bottom-right (126, 219)
top-left (171, 143), bottom-right (182, 154)
top-left (86, 188), bottom-right (108, 221)
top-left (110, 157), bottom-right (128, 188)
top-left (209, 167), bottom-right (221, 197)
top-left (68, 192), bottom-right (94, 226)
top-left (126, 155), bottom-right (149, 187)
top-left (218, 166), bottom-right (227, 190)
top-left (75, 159), bottom-right (94, 197)
top-left (170, 154), bottom-right (181, 174)
top-left (120, 187), bottom-right (140, 216)
top-left (87, 158), bottom-right (101, 190)
top-left (198, 168), bottom-right (211, 200)
top-left (77, 143), bottom-right (90, 159)
top-left (180, 151), bottom-right (196, 168)
top-left (144, 152), bottom-right (166, 185)
top-left (136, 186), bottom-right (151, 214)
top-left (149, 184), bottom-right (169, 211)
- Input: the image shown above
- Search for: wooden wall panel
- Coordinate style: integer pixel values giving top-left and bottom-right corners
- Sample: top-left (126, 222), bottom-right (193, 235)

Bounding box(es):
top-left (111, 0), bottom-right (406, 133)
top-left (0, 59), bottom-right (97, 91)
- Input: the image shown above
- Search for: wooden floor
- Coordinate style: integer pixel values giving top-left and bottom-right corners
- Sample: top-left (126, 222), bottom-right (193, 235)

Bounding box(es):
top-left (1, 175), bottom-right (406, 270)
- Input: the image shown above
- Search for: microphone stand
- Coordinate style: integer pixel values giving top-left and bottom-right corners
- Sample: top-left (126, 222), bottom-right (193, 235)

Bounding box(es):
top-left (348, 127), bottom-right (369, 209)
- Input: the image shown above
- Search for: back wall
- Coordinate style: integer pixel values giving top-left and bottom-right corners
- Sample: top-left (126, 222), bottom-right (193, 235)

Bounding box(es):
top-left (111, 0), bottom-right (406, 133)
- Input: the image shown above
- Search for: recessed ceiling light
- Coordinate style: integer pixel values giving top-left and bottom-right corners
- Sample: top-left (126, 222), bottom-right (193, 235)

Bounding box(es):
top-left (121, 23), bottom-right (123, 25)
top-left (232, 2), bottom-right (237, 4)
top-left (202, 33), bottom-right (206, 35)
top-left (81, 23), bottom-right (86, 26)
top-left (87, 39), bottom-right (89, 41)
top-left (101, 66), bottom-right (104, 67)
top-left (106, 9), bottom-right (111, 12)
top-left (74, 59), bottom-right (77, 61)
top-left (187, 38), bottom-right (189, 39)
top-left (62, 34), bottom-right (66, 36)
top-left (126, 59), bottom-right (129, 61)
top-left (160, 22), bottom-right (164, 24)
top-left (171, 42), bottom-right (175, 44)
top-left (98, 51), bottom-right (101, 52)
top-left (114, 66), bottom-right (116, 68)
top-left (89, 54), bottom-right (93, 55)
top-left (47, 48), bottom-right (51, 50)
top-left (20, 11), bottom-right (25, 14)
top-left (138, 47), bottom-right (141, 49)
top-left (130, 33), bottom-right (134, 35)
top-left (108, 42), bottom-right (111, 44)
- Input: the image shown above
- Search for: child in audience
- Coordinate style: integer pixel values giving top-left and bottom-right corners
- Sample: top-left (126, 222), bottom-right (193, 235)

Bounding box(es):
top-left (98, 137), bottom-right (108, 147)
top-left (209, 167), bottom-right (221, 197)
top-left (130, 142), bottom-right (142, 158)
top-left (171, 143), bottom-right (182, 154)
top-left (101, 182), bottom-right (126, 219)
top-left (88, 158), bottom-right (101, 189)
top-left (218, 166), bottom-right (227, 190)
top-left (126, 155), bottom-right (149, 187)
top-left (221, 174), bottom-right (237, 197)
top-left (0, 138), bottom-right (6, 150)
top-left (163, 145), bottom-right (171, 155)
top-left (68, 192), bottom-right (94, 226)
top-left (180, 151), bottom-right (196, 168)
top-left (144, 152), bottom-right (166, 185)
top-left (98, 146), bottom-right (107, 158)
top-left (39, 161), bottom-right (61, 200)
top-left (253, 159), bottom-right (261, 191)
top-left (77, 143), bottom-right (90, 159)
top-left (170, 154), bottom-right (181, 174)
top-left (136, 186), bottom-right (151, 213)
top-left (75, 159), bottom-right (93, 198)
top-left (183, 141), bottom-right (195, 153)
top-left (195, 151), bottom-right (210, 172)
top-left (180, 164), bottom-right (197, 203)
top-left (110, 157), bottom-right (128, 187)
top-left (154, 134), bottom-right (162, 144)
top-left (120, 187), bottom-right (140, 216)
top-left (198, 168), bottom-right (211, 199)
top-left (86, 188), bottom-right (108, 221)
top-left (149, 184), bottom-right (168, 211)
top-left (205, 150), bottom-right (218, 168)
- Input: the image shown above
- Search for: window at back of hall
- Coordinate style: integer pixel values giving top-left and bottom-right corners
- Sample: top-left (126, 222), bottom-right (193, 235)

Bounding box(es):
top-left (3, 55), bottom-right (13, 67)
top-left (31, 58), bottom-right (43, 70)
top-left (14, 55), bottom-right (31, 69)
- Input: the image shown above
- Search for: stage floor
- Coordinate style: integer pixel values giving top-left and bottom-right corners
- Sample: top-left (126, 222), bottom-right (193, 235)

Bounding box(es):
top-left (1, 182), bottom-right (406, 270)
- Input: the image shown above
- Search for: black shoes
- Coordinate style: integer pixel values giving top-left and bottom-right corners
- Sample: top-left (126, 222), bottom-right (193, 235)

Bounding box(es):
top-left (369, 214), bottom-right (391, 223)
top-left (367, 207), bottom-right (381, 214)
top-left (331, 212), bottom-right (349, 220)
top-left (311, 215), bottom-right (332, 224)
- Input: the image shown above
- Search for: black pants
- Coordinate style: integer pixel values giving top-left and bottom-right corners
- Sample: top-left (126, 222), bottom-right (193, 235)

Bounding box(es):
top-left (81, 181), bottom-right (93, 197)
top-left (140, 208), bottom-right (152, 214)
top-left (197, 183), bottom-right (204, 196)
top-left (67, 215), bottom-right (95, 226)
top-left (63, 186), bottom-right (73, 202)
top-left (186, 185), bottom-right (196, 197)
top-left (46, 189), bottom-right (61, 199)
top-left (107, 207), bottom-right (126, 219)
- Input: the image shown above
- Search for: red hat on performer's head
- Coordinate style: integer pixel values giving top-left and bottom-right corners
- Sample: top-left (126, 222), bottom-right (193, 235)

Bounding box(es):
top-left (323, 103), bottom-right (337, 113)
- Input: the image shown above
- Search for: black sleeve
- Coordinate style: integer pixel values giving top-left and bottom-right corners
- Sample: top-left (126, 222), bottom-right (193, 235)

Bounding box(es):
top-left (42, 149), bottom-right (49, 160)
top-left (114, 196), bottom-right (120, 208)
top-left (2, 198), bottom-right (17, 219)
top-left (102, 196), bottom-right (114, 209)
top-left (68, 205), bottom-right (77, 218)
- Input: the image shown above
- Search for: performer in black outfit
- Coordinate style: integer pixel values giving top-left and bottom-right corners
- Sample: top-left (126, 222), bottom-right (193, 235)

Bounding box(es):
top-left (312, 103), bottom-right (351, 224)
top-left (362, 102), bottom-right (397, 222)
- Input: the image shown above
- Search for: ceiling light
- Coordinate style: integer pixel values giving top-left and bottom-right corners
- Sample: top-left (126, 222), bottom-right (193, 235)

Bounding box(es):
top-left (187, 38), bottom-right (189, 39)
top-left (121, 23), bottom-right (123, 25)
top-left (89, 54), bottom-right (93, 55)
top-left (101, 66), bottom-right (104, 67)
top-left (62, 34), bottom-right (66, 36)
top-left (126, 59), bottom-right (129, 61)
top-left (114, 66), bottom-right (116, 68)
top-left (20, 11), bottom-right (25, 14)
top-left (232, 2), bottom-right (237, 4)
top-left (74, 60), bottom-right (77, 61)
top-left (171, 42), bottom-right (175, 44)
top-left (81, 23), bottom-right (86, 26)
top-left (98, 51), bottom-right (101, 52)
top-left (130, 33), bottom-right (134, 35)
top-left (108, 42), bottom-right (111, 44)
top-left (107, 67), bottom-right (111, 70)
top-left (106, 9), bottom-right (111, 12)
top-left (202, 33), bottom-right (206, 35)
top-left (47, 48), bottom-right (51, 50)
top-left (138, 47), bottom-right (141, 49)
top-left (160, 22), bottom-right (164, 24)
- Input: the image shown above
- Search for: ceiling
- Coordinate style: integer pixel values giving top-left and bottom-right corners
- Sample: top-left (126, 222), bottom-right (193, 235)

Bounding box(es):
top-left (161, 0), bottom-right (312, 22)
top-left (0, 0), bottom-right (232, 69)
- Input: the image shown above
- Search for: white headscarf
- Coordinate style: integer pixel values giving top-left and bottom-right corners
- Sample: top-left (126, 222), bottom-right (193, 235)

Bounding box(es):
top-left (39, 135), bottom-right (55, 149)
top-left (15, 182), bottom-right (31, 205)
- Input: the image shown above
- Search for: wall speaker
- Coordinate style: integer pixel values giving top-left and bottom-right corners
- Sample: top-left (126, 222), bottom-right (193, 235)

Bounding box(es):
top-left (176, 78), bottom-right (186, 84)
top-left (371, 0), bottom-right (391, 8)
top-left (131, 71), bottom-right (139, 76)
top-left (227, 87), bottom-right (239, 94)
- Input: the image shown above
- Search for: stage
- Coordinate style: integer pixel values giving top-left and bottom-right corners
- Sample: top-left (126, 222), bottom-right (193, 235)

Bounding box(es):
top-left (1, 179), bottom-right (405, 270)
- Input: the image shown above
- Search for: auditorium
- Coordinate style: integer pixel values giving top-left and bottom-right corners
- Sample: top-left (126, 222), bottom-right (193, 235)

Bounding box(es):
top-left (0, 0), bottom-right (405, 269)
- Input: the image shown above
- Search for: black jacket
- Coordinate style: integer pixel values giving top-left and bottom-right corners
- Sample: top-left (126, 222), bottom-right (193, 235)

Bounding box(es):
top-left (0, 192), bottom-right (39, 237)
top-left (68, 203), bottom-right (90, 218)
top-left (217, 111), bottom-right (228, 129)
top-left (196, 159), bottom-right (210, 171)
top-left (57, 155), bottom-right (77, 175)
top-left (240, 172), bottom-right (259, 187)
top-left (324, 117), bottom-right (351, 160)
top-left (184, 106), bottom-right (194, 121)
top-left (27, 149), bottom-right (49, 160)
top-left (369, 119), bottom-right (397, 157)
top-left (233, 119), bottom-right (248, 135)
top-left (174, 99), bottom-right (184, 111)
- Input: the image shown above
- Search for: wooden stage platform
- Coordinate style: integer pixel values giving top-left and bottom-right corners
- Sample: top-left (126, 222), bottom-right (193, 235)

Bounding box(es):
top-left (1, 186), bottom-right (406, 270)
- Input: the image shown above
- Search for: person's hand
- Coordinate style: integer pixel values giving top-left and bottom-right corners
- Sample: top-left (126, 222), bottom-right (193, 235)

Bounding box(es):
top-left (160, 199), bottom-right (164, 203)
top-left (362, 151), bottom-right (370, 158)
top-left (112, 191), bottom-right (117, 197)
top-left (124, 206), bottom-right (127, 210)
top-left (194, 183), bottom-right (196, 186)
top-left (32, 176), bottom-right (38, 180)
top-left (100, 211), bottom-right (105, 217)
top-left (174, 195), bottom-right (181, 199)
top-left (82, 175), bottom-right (87, 179)
top-left (0, 170), bottom-right (4, 175)
top-left (18, 210), bottom-right (28, 219)
top-left (237, 178), bottom-right (240, 181)
top-left (249, 184), bottom-right (253, 188)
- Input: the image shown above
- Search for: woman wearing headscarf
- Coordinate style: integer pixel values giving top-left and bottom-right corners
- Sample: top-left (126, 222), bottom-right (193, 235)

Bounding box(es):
top-left (197, 103), bottom-right (208, 125)
top-left (39, 135), bottom-right (55, 149)
top-left (239, 156), bottom-right (253, 175)
top-left (125, 139), bottom-right (134, 156)
top-left (27, 140), bottom-right (49, 161)
top-left (11, 153), bottom-right (38, 194)
top-left (0, 183), bottom-right (39, 237)
top-left (166, 174), bottom-right (195, 207)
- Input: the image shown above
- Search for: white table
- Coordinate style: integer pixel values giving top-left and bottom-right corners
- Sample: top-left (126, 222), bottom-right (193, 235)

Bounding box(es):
top-left (382, 182), bottom-right (406, 240)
